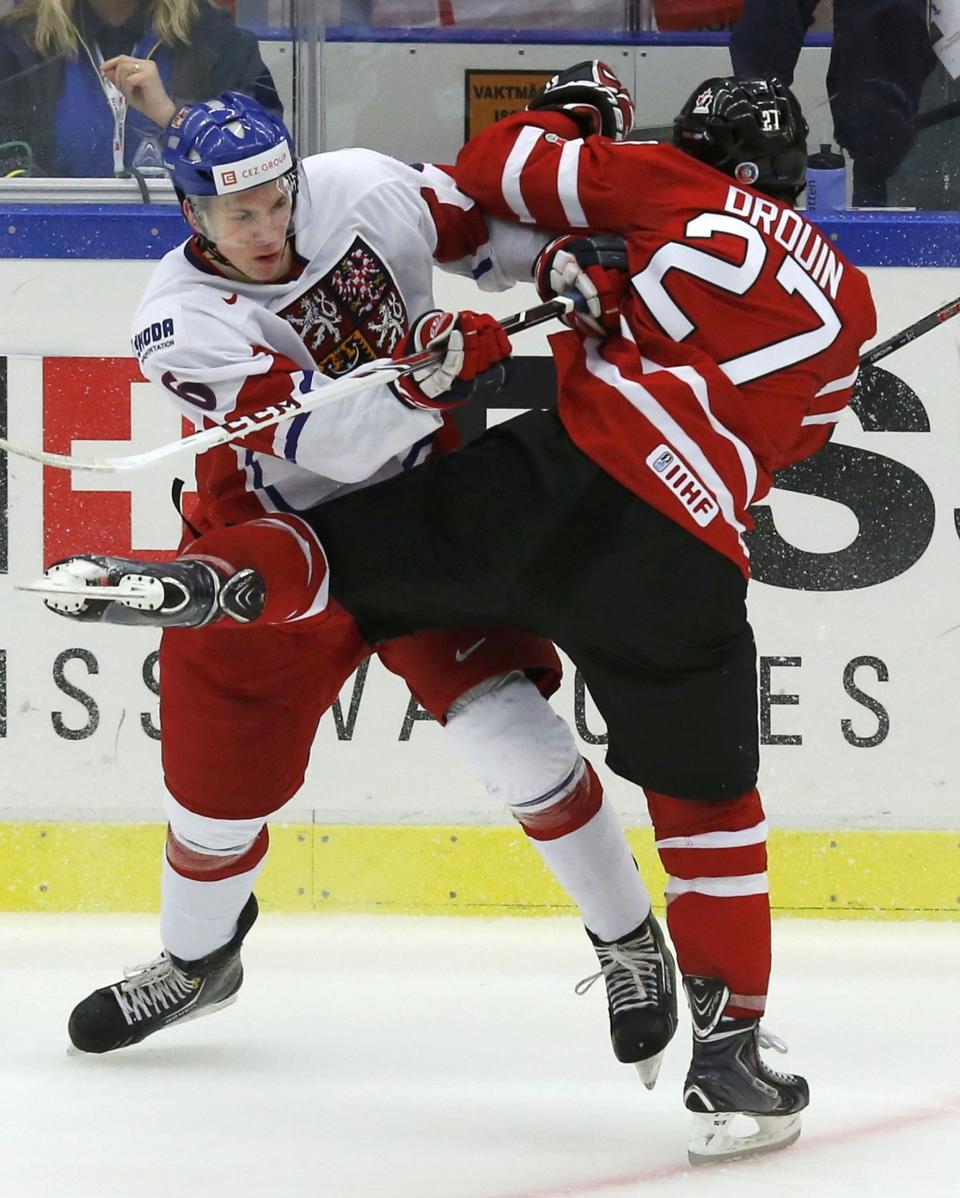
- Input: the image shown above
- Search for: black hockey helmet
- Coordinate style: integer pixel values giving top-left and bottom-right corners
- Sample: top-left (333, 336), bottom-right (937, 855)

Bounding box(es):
top-left (672, 77), bottom-right (809, 202)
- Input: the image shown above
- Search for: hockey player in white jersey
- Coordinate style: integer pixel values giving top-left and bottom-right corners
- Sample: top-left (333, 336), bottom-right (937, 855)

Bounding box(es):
top-left (52, 89), bottom-right (676, 1085)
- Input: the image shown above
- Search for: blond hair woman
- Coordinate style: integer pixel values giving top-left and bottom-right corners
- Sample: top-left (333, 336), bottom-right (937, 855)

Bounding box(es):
top-left (0, 2), bottom-right (281, 177)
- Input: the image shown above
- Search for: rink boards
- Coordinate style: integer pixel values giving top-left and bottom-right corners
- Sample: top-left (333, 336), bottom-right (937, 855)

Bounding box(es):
top-left (0, 255), bottom-right (959, 916)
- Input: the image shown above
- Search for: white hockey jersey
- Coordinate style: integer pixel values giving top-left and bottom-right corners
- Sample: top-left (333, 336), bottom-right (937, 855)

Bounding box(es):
top-left (131, 150), bottom-right (541, 530)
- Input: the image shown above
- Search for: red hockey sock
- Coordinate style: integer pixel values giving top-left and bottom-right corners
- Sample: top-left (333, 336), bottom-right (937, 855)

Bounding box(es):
top-left (187, 514), bottom-right (331, 624)
top-left (645, 788), bottom-right (770, 1019)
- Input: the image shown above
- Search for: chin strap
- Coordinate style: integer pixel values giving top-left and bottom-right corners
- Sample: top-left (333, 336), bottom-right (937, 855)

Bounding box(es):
top-left (194, 231), bottom-right (235, 271)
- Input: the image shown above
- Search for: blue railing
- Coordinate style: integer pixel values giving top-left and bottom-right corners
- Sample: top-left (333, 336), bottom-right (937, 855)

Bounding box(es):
top-left (0, 207), bottom-right (955, 267)
top-left (245, 25), bottom-right (833, 47)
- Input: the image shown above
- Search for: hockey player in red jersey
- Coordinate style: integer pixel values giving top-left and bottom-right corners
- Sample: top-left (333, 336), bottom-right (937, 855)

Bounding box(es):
top-left (45, 91), bottom-right (674, 1084)
top-left (36, 67), bottom-right (879, 1165)
top-left (435, 68), bottom-right (876, 1162)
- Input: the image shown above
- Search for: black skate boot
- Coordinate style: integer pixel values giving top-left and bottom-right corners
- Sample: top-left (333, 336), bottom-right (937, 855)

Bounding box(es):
top-left (576, 911), bottom-right (678, 1089)
top-left (682, 975), bottom-right (809, 1166)
top-left (24, 554), bottom-right (265, 627)
top-left (68, 894), bottom-right (259, 1054)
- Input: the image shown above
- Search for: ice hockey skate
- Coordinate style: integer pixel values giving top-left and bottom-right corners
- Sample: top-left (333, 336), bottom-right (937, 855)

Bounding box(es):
top-left (20, 554), bottom-right (265, 627)
top-left (68, 894), bottom-right (259, 1054)
top-left (576, 911), bottom-right (678, 1089)
top-left (682, 975), bottom-right (809, 1166)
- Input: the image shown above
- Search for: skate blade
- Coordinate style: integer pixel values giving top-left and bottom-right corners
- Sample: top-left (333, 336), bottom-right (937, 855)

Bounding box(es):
top-left (687, 1111), bottom-right (802, 1166)
top-left (634, 1049), bottom-right (665, 1091)
top-left (18, 576), bottom-right (165, 610)
top-left (65, 992), bottom-right (240, 1056)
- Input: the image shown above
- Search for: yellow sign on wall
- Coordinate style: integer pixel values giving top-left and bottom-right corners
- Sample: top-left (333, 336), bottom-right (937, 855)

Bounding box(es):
top-left (464, 69), bottom-right (553, 140)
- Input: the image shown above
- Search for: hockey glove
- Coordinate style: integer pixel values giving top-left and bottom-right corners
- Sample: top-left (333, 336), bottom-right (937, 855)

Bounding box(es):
top-left (391, 310), bottom-right (511, 411)
top-left (527, 61), bottom-right (635, 141)
top-left (534, 234), bottom-right (630, 337)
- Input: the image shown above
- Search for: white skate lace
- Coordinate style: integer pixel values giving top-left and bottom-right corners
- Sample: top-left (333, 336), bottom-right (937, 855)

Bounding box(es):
top-left (575, 931), bottom-right (662, 1013)
top-left (756, 1025), bottom-right (798, 1083)
top-left (758, 1027), bottom-right (788, 1054)
top-left (111, 953), bottom-right (199, 1026)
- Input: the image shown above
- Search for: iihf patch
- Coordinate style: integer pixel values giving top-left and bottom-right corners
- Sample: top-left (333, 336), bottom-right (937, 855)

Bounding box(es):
top-left (645, 443), bottom-right (718, 527)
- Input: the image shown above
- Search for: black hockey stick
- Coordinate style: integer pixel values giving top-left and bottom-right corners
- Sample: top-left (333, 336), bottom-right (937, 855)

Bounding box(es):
top-left (859, 295), bottom-right (960, 367)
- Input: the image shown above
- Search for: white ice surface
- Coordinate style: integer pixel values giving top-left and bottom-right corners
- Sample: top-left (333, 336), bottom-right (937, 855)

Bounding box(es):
top-left (0, 916), bottom-right (957, 1198)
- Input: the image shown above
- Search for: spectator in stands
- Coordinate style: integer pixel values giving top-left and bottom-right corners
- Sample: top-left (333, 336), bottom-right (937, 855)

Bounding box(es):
top-left (730, 0), bottom-right (936, 205)
top-left (0, 1), bottom-right (280, 178)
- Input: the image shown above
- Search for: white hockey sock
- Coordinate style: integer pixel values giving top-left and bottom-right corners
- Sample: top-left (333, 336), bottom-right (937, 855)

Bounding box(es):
top-left (529, 795), bottom-right (651, 942)
top-left (444, 672), bottom-right (650, 942)
top-left (160, 851), bottom-right (266, 962)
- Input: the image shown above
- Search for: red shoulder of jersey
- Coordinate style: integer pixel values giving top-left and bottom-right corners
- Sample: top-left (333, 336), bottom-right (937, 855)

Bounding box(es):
top-left (453, 110), bottom-right (661, 232)
top-left (412, 162), bottom-right (495, 265)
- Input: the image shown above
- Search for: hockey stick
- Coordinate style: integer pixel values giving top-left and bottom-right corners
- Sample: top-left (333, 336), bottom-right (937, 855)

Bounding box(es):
top-left (0, 295), bottom-right (576, 475)
top-left (2, 290), bottom-right (953, 475)
top-left (859, 295), bottom-right (960, 367)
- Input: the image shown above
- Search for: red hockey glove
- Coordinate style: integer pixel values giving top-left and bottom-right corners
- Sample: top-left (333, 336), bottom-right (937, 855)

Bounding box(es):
top-left (534, 234), bottom-right (630, 337)
top-left (527, 60), bottom-right (635, 141)
top-left (391, 310), bottom-right (512, 411)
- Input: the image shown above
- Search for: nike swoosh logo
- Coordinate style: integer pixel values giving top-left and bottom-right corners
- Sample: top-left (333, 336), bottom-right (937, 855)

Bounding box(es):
top-left (223, 293), bottom-right (239, 305)
top-left (455, 637), bottom-right (486, 663)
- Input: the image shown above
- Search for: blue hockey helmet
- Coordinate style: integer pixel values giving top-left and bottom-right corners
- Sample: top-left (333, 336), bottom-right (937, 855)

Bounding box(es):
top-left (163, 92), bottom-right (297, 202)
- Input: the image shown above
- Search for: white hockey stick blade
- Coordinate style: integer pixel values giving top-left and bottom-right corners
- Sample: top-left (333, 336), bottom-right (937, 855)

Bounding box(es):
top-left (0, 442), bottom-right (118, 472)
top-left (0, 296), bottom-right (576, 475)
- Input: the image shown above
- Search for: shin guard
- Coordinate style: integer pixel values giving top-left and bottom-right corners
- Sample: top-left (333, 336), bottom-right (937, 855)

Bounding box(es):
top-left (162, 815), bottom-right (269, 962)
top-left (443, 674), bottom-right (650, 941)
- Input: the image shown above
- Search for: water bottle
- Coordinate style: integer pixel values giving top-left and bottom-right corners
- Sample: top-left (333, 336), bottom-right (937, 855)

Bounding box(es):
top-left (806, 144), bottom-right (846, 211)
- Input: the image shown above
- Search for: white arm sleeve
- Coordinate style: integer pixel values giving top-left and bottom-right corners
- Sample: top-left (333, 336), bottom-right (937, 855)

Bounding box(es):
top-left (138, 300), bottom-right (440, 484)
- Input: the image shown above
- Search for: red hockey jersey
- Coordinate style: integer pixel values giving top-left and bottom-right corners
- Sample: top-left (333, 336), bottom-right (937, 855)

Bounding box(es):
top-left (453, 111), bottom-right (878, 576)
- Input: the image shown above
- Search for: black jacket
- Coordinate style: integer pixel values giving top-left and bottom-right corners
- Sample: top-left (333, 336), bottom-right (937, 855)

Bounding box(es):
top-left (0, 2), bottom-right (282, 177)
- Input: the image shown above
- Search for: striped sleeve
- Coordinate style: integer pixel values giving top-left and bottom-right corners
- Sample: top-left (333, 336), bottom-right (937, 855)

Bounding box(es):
top-left (208, 357), bottom-right (439, 483)
top-left (414, 161), bottom-right (542, 289)
top-left (143, 337), bottom-right (440, 484)
top-left (791, 267), bottom-right (875, 458)
top-left (787, 353), bottom-right (862, 460)
top-left (452, 110), bottom-right (651, 234)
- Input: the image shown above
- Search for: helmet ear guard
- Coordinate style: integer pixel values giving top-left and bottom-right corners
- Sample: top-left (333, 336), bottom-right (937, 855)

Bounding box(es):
top-left (673, 76), bottom-right (809, 203)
